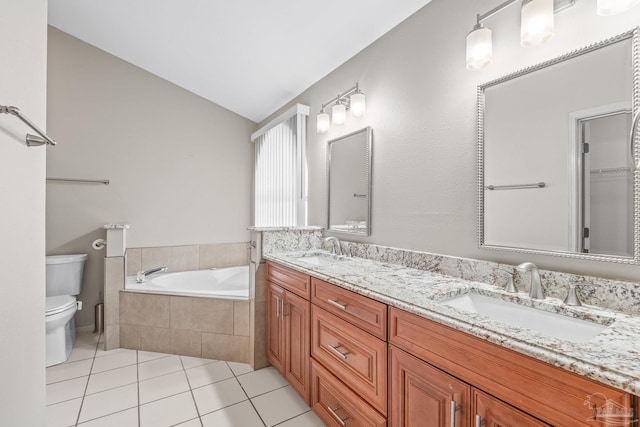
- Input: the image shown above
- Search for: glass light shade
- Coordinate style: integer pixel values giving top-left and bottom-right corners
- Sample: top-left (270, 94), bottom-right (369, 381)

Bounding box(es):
top-left (332, 103), bottom-right (346, 125)
top-left (466, 25), bottom-right (493, 70)
top-left (317, 111), bottom-right (330, 133)
top-left (597, 0), bottom-right (640, 15)
top-left (521, 0), bottom-right (554, 47)
top-left (350, 93), bottom-right (366, 117)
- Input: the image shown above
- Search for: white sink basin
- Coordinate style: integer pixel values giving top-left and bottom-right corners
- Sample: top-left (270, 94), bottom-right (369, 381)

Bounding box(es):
top-left (442, 293), bottom-right (609, 343)
top-left (290, 253), bottom-right (346, 266)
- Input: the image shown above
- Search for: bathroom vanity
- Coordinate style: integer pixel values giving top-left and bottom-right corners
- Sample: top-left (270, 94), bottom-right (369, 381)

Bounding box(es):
top-left (264, 253), bottom-right (640, 427)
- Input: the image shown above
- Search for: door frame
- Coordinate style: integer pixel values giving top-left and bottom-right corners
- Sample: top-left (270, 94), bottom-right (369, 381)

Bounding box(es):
top-left (567, 102), bottom-right (631, 252)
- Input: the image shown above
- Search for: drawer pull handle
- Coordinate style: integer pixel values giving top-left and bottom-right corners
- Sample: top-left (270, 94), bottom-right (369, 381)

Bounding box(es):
top-left (327, 299), bottom-right (348, 311)
top-left (450, 400), bottom-right (457, 427)
top-left (475, 415), bottom-right (485, 427)
top-left (327, 406), bottom-right (347, 426)
top-left (327, 344), bottom-right (348, 360)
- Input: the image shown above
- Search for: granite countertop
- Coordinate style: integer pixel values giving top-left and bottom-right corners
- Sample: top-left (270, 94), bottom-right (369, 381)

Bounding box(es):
top-left (264, 250), bottom-right (640, 397)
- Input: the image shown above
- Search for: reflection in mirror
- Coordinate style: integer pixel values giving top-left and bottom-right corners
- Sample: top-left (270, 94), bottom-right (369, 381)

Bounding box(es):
top-left (479, 28), bottom-right (639, 263)
top-left (327, 127), bottom-right (372, 235)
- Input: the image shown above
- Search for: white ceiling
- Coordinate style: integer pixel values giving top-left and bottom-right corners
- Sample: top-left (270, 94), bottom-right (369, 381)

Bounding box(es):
top-left (48, 0), bottom-right (431, 123)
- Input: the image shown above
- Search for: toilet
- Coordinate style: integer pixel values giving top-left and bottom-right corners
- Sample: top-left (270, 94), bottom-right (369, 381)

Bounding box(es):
top-left (45, 254), bottom-right (88, 367)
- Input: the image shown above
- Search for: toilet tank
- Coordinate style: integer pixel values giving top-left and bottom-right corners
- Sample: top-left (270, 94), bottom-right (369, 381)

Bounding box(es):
top-left (45, 254), bottom-right (88, 297)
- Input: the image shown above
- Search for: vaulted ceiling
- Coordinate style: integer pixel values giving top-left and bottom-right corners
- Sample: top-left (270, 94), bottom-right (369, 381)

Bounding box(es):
top-left (48, 0), bottom-right (432, 123)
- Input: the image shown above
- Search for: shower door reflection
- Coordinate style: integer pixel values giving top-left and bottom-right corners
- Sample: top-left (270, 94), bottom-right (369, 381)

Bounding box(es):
top-left (575, 110), bottom-right (634, 256)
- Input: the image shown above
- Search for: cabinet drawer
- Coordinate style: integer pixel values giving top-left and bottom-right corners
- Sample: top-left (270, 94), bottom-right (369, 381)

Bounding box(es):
top-left (267, 261), bottom-right (310, 299)
top-left (312, 305), bottom-right (387, 415)
top-left (311, 278), bottom-right (387, 340)
top-left (311, 359), bottom-right (386, 427)
top-left (389, 307), bottom-right (635, 427)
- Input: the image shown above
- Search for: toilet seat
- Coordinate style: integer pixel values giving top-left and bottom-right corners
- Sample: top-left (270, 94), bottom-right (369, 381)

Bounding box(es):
top-left (46, 295), bottom-right (77, 316)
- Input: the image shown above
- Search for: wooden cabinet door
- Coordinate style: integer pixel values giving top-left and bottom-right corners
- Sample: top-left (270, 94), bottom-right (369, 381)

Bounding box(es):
top-left (284, 290), bottom-right (311, 405)
top-left (473, 390), bottom-right (550, 427)
top-left (266, 282), bottom-right (286, 375)
top-left (389, 345), bottom-right (470, 427)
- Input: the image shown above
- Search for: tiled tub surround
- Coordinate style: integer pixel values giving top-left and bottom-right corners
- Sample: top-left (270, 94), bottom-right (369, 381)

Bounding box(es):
top-left (103, 242), bottom-right (250, 354)
top-left (119, 292), bottom-right (250, 362)
top-left (265, 248), bottom-right (640, 397)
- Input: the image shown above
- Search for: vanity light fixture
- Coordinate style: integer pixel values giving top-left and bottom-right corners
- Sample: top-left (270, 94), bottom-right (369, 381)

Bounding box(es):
top-left (466, 0), bottom-right (575, 70)
top-left (520, 0), bottom-right (555, 46)
top-left (316, 83), bottom-right (366, 133)
top-left (317, 108), bottom-right (330, 133)
top-left (332, 99), bottom-right (347, 125)
top-left (597, 0), bottom-right (640, 15)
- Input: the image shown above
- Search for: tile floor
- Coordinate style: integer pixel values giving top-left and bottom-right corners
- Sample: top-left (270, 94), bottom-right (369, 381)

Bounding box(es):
top-left (46, 332), bottom-right (325, 427)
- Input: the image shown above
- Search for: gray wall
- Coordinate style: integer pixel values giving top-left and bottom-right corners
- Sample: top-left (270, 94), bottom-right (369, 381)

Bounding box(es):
top-left (47, 27), bottom-right (256, 328)
top-left (0, 1), bottom-right (47, 424)
top-left (260, 0), bottom-right (640, 282)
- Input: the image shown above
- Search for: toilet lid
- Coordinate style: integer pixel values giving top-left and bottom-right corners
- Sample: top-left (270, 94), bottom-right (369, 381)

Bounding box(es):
top-left (46, 295), bottom-right (77, 316)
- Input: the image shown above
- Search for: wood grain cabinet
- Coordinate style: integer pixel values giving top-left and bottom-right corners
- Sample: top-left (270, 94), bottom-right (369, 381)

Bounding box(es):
top-left (266, 263), bottom-right (311, 404)
top-left (266, 261), bottom-right (638, 427)
top-left (311, 278), bottom-right (388, 425)
top-left (389, 307), bottom-right (638, 427)
top-left (473, 390), bottom-right (550, 427)
top-left (389, 345), bottom-right (471, 427)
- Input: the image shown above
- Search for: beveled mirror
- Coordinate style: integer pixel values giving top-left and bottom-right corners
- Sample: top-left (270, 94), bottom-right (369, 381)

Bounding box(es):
top-left (327, 127), bottom-right (372, 235)
top-left (478, 28), bottom-right (639, 263)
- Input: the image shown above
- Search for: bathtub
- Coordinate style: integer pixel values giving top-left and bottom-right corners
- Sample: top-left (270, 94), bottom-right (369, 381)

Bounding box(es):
top-left (125, 265), bottom-right (249, 300)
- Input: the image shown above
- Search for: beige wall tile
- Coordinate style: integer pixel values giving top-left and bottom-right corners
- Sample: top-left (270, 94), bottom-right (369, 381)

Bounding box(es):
top-left (125, 248), bottom-right (141, 277)
top-left (249, 300), bottom-right (268, 369)
top-left (139, 326), bottom-right (172, 353)
top-left (141, 247), bottom-right (171, 271)
top-left (105, 325), bottom-right (120, 351)
top-left (202, 333), bottom-right (249, 363)
top-left (252, 335), bottom-right (268, 370)
top-left (104, 291), bottom-right (120, 326)
top-left (168, 245), bottom-right (199, 272)
top-left (170, 296), bottom-right (233, 334)
top-left (199, 243), bottom-right (249, 269)
top-left (253, 301), bottom-right (266, 340)
top-left (233, 301), bottom-right (250, 337)
top-left (120, 324), bottom-right (141, 349)
top-left (120, 292), bottom-right (170, 328)
top-left (254, 263), bottom-right (267, 303)
top-left (104, 257), bottom-right (125, 292)
top-left (171, 330), bottom-right (202, 357)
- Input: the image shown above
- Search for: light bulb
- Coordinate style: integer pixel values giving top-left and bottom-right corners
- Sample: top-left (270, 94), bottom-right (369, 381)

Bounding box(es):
top-left (521, 0), bottom-right (554, 47)
top-left (332, 102), bottom-right (346, 125)
top-left (317, 110), bottom-right (330, 133)
top-left (597, 0), bottom-right (640, 15)
top-left (466, 24), bottom-right (493, 70)
top-left (350, 92), bottom-right (366, 117)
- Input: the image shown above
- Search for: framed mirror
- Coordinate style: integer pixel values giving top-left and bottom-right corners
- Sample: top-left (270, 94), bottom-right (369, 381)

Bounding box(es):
top-left (478, 28), bottom-right (639, 263)
top-left (327, 127), bottom-right (372, 235)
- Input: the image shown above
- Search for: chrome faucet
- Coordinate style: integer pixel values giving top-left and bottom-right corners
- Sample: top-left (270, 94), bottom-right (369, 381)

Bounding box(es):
top-left (323, 236), bottom-right (342, 256)
top-left (136, 266), bottom-right (168, 283)
top-left (516, 262), bottom-right (544, 299)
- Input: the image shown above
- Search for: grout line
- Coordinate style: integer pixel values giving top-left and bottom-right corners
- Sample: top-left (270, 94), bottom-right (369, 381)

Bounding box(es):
top-left (180, 355), bottom-right (205, 426)
top-left (271, 410), bottom-right (313, 427)
top-left (135, 350), bottom-right (141, 427)
top-left (73, 333), bottom-right (100, 426)
top-left (229, 362), bottom-right (267, 427)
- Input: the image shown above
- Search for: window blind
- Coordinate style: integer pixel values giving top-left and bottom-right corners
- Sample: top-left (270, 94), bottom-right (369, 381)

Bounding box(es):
top-left (253, 105), bottom-right (308, 227)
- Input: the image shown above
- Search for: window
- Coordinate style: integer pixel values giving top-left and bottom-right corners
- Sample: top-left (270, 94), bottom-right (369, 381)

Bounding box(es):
top-left (252, 104), bottom-right (309, 227)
